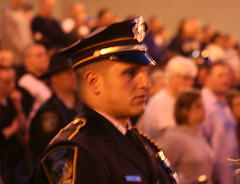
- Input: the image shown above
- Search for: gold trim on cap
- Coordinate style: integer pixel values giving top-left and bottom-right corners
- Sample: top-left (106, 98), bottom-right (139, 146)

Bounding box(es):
top-left (70, 36), bottom-right (134, 57)
top-left (72, 44), bottom-right (148, 69)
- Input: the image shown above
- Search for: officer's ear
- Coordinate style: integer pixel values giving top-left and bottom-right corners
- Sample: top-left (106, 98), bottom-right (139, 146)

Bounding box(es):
top-left (84, 70), bottom-right (101, 95)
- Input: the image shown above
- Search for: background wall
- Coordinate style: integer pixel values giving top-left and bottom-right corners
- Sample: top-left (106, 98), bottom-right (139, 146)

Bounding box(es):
top-left (0, 0), bottom-right (240, 41)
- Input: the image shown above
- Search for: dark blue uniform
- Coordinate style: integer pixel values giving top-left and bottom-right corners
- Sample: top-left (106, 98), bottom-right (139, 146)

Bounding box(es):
top-left (31, 16), bottom-right (67, 49)
top-left (0, 98), bottom-right (25, 184)
top-left (31, 105), bottom-right (177, 184)
top-left (29, 94), bottom-right (77, 163)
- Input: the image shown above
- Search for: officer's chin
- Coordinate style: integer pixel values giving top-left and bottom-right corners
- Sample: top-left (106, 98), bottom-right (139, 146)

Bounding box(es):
top-left (134, 105), bottom-right (146, 117)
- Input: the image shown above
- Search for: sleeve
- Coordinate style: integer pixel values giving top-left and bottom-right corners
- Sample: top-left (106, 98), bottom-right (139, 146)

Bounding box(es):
top-left (76, 147), bottom-right (110, 183)
top-left (33, 145), bottom-right (110, 184)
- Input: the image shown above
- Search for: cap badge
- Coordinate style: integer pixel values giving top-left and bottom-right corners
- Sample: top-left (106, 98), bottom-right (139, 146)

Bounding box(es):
top-left (132, 16), bottom-right (146, 43)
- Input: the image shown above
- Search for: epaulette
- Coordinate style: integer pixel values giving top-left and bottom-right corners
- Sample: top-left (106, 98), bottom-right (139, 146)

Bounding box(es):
top-left (134, 127), bottom-right (161, 152)
top-left (133, 127), bottom-right (180, 184)
top-left (50, 117), bottom-right (87, 145)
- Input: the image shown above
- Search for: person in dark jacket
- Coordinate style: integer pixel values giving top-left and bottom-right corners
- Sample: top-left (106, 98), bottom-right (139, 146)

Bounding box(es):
top-left (0, 66), bottom-right (25, 184)
top-left (31, 17), bottom-right (179, 184)
top-left (31, 0), bottom-right (67, 50)
top-left (29, 53), bottom-right (78, 164)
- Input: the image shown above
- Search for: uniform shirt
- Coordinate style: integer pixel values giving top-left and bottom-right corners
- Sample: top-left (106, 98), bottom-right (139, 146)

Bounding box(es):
top-left (137, 89), bottom-right (176, 139)
top-left (31, 104), bottom-right (177, 184)
top-left (201, 87), bottom-right (238, 184)
top-left (93, 107), bottom-right (131, 135)
top-left (29, 94), bottom-right (77, 163)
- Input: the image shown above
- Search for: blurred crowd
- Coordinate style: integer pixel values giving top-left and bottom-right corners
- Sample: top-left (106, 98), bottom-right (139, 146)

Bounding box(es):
top-left (1, 0), bottom-right (240, 184)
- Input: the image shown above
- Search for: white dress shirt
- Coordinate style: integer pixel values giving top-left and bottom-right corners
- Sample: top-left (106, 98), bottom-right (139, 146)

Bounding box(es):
top-left (136, 89), bottom-right (176, 139)
top-left (201, 87), bottom-right (238, 184)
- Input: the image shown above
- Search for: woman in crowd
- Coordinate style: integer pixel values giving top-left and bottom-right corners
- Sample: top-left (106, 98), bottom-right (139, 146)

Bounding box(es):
top-left (156, 89), bottom-right (214, 184)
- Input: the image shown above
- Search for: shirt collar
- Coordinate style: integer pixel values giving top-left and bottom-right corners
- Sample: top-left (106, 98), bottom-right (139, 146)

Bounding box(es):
top-left (92, 107), bottom-right (132, 135)
top-left (202, 87), bottom-right (226, 106)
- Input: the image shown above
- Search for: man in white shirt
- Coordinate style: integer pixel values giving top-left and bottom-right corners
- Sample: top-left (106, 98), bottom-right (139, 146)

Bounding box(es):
top-left (17, 43), bottom-right (52, 140)
top-left (201, 62), bottom-right (238, 184)
top-left (137, 56), bottom-right (198, 139)
top-left (1, 0), bottom-right (33, 66)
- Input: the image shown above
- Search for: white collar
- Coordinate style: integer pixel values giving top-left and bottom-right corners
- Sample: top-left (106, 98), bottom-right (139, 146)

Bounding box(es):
top-left (93, 107), bottom-right (132, 135)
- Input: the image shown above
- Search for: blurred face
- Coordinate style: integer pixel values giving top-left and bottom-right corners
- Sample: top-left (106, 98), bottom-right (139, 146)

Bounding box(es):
top-left (0, 69), bottom-right (15, 98)
top-left (99, 10), bottom-right (115, 27)
top-left (172, 75), bottom-right (195, 95)
top-left (51, 69), bottom-right (76, 93)
top-left (11, 0), bottom-right (25, 9)
top-left (40, 0), bottom-right (56, 18)
top-left (181, 20), bottom-right (193, 37)
top-left (0, 50), bottom-right (14, 67)
top-left (231, 95), bottom-right (240, 120)
top-left (26, 45), bottom-right (49, 76)
top-left (161, 27), bottom-right (170, 42)
top-left (150, 18), bottom-right (161, 33)
top-left (207, 65), bottom-right (231, 96)
top-left (197, 67), bottom-right (208, 87)
top-left (99, 62), bottom-right (151, 120)
top-left (71, 3), bottom-right (86, 26)
top-left (187, 98), bottom-right (205, 125)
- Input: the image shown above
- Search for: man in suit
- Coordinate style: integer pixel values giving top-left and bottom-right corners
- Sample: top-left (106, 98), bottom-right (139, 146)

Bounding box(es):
top-left (31, 16), bottom-right (179, 184)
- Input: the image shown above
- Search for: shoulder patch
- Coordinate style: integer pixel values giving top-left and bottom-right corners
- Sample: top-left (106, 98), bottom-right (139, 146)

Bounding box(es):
top-left (41, 111), bottom-right (59, 134)
top-left (41, 145), bottom-right (78, 184)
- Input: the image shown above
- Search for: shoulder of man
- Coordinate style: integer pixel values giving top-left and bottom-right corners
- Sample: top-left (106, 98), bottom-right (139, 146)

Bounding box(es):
top-left (31, 116), bottom-right (93, 184)
top-left (30, 95), bottom-right (70, 134)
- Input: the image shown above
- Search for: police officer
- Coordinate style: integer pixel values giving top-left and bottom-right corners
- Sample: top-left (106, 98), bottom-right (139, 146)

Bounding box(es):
top-left (29, 53), bottom-right (78, 164)
top-left (31, 17), bottom-right (179, 184)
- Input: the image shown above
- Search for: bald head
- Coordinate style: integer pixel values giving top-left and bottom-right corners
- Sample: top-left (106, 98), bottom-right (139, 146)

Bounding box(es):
top-left (10, 0), bottom-right (25, 9)
top-left (24, 44), bottom-right (49, 77)
top-left (39, 0), bottom-right (56, 18)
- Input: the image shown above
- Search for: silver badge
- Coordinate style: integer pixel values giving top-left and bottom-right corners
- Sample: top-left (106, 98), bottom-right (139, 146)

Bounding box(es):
top-left (132, 16), bottom-right (146, 43)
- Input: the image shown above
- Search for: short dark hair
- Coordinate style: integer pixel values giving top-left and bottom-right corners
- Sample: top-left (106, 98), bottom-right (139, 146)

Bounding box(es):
top-left (174, 89), bottom-right (201, 125)
top-left (74, 60), bottom-right (114, 100)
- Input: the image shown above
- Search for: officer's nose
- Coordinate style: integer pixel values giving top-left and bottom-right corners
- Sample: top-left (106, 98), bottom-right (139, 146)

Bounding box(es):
top-left (138, 68), bottom-right (151, 89)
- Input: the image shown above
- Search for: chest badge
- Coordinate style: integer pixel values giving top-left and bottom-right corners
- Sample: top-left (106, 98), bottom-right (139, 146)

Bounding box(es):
top-left (125, 175), bottom-right (142, 182)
